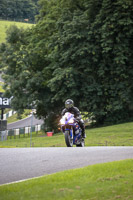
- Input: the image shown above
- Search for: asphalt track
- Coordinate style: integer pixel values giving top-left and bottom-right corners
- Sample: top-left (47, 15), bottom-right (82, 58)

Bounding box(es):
top-left (0, 147), bottom-right (133, 185)
top-left (7, 115), bottom-right (44, 129)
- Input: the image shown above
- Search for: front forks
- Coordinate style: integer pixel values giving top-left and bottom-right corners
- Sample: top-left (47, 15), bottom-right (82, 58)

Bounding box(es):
top-left (70, 129), bottom-right (73, 139)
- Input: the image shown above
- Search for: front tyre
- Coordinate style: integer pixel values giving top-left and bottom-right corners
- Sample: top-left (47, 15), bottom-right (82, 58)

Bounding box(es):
top-left (76, 139), bottom-right (85, 147)
top-left (65, 130), bottom-right (73, 147)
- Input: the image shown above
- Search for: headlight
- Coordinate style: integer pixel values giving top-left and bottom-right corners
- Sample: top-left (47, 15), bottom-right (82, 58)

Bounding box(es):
top-left (60, 116), bottom-right (74, 125)
top-left (69, 119), bottom-right (74, 123)
top-left (60, 119), bottom-right (65, 125)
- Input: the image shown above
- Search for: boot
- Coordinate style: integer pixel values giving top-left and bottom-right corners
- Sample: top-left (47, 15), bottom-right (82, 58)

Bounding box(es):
top-left (82, 129), bottom-right (86, 138)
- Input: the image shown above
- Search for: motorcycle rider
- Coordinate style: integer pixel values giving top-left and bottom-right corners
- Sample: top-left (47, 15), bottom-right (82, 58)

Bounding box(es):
top-left (61, 99), bottom-right (86, 138)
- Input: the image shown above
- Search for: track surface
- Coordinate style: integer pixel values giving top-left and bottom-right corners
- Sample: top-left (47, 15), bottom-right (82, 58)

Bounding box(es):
top-left (7, 115), bottom-right (44, 129)
top-left (0, 147), bottom-right (133, 185)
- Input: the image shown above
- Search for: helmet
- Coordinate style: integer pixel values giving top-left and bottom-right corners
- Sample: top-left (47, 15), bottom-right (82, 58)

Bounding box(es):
top-left (65, 99), bottom-right (74, 109)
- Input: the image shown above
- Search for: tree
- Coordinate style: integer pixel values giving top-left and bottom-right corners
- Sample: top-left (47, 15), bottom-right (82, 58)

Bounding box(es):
top-left (0, 26), bottom-right (31, 112)
top-left (0, 0), bottom-right (60, 130)
top-left (1, 0), bottom-right (133, 129)
top-left (48, 0), bottom-right (133, 124)
top-left (0, 0), bottom-right (38, 22)
top-left (88, 0), bottom-right (133, 123)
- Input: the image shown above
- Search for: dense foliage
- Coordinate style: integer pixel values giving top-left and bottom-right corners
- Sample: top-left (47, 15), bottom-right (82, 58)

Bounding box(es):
top-left (0, 0), bottom-right (38, 22)
top-left (0, 0), bottom-right (133, 130)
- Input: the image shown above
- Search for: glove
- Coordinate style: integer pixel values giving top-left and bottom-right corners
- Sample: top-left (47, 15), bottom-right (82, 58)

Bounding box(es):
top-left (76, 116), bottom-right (81, 122)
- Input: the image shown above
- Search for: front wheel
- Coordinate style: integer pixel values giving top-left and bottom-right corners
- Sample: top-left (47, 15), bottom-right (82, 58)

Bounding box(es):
top-left (65, 130), bottom-right (73, 147)
top-left (76, 139), bottom-right (85, 147)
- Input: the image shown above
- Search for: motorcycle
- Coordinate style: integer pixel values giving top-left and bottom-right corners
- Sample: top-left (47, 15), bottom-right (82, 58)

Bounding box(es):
top-left (60, 112), bottom-right (85, 147)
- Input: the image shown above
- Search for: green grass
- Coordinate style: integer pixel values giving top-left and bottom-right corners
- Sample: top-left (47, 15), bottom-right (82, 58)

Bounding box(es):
top-left (0, 121), bottom-right (133, 147)
top-left (7, 112), bottom-right (26, 123)
top-left (0, 82), bottom-right (4, 92)
top-left (0, 159), bottom-right (133, 200)
top-left (86, 122), bottom-right (133, 146)
top-left (0, 132), bottom-right (64, 148)
top-left (0, 20), bottom-right (34, 43)
top-left (7, 109), bottom-right (32, 123)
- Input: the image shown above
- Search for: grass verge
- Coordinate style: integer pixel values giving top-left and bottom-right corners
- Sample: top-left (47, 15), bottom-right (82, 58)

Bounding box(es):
top-left (0, 20), bottom-right (34, 43)
top-left (0, 121), bottom-right (133, 147)
top-left (7, 109), bottom-right (32, 123)
top-left (0, 82), bottom-right (4, 92)
top-left (0, 159), bottom-right (133, 200)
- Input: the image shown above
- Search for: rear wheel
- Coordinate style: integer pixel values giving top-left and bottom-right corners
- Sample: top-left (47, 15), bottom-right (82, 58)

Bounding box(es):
top-left (65, 130), bottom-right (73, 147)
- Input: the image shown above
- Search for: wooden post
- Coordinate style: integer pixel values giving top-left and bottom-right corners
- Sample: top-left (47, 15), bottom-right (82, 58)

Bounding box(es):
top-left (1, 108), bottom-right (4, 120)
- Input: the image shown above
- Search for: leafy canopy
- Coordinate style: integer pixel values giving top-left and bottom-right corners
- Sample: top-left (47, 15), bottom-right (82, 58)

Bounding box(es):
top-left (1, 0), bottom-right (133, 128)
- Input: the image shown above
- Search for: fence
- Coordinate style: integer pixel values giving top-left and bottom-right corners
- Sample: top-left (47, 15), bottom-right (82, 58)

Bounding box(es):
top-left (3, 110), bottom-right (16, 120)
top-left (0, 110), bottom-right (16, 120)
top-left (0, 124), bottom-right (45, 141)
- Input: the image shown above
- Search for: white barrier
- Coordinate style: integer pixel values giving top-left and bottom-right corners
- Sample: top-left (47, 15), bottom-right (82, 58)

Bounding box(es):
top-left (9, 110), bottom-right (13, 117)
top-left (3, 110), bottom-right (16, 120)
top-left (35, 124), bottom-right (41, 131)
top-left (25, 127), bottom-right (30, 134)
top-left (6, 124), bottom-right (43, 139)
top-left (14, 129), bottom-right (19, 136)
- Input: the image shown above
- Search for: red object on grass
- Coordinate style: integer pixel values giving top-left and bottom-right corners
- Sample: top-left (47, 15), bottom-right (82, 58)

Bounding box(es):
top-left (47, 132), bottom-right (53, 137)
